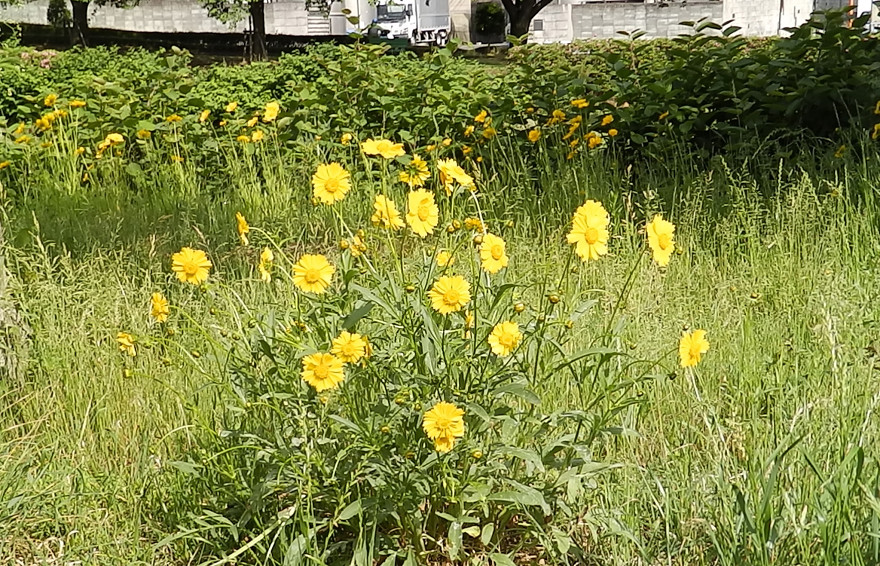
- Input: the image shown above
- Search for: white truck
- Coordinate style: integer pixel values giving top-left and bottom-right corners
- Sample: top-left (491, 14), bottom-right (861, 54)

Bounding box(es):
top-left (370, 0), bottom-right (450, 46)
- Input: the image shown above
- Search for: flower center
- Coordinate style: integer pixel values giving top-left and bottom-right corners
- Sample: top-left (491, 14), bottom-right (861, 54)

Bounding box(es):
top-left (689, 343), bottom-right (702, 358)
top-left (304, 268), bottom-right (321, 284)
top-left (417, 204), bottom-right (430, 221)
top-left (658, 233), bottom-right (672, 250)
top-left (443, 290), bottom-right (461, 305)
top-left (183, 261), bottom-right (199, 276)
top-left (500, 333), bottom-right (516, 347)
top-left (324, 178), bottom-right (339, 192)
top-left (314, 364), bottom-right (329, 379)
top-left (491, 244), bottom-right (504, 260)
top-left (434, 415), bottom-right (451, 431)
top-left (584, 226), bottom-right (599, 245)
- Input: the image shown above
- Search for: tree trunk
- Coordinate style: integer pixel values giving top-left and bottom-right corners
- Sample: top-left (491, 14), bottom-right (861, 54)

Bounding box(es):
top-left (71, 0), bottom-right (90, 47)
top-left (509, 11), bottom-right (531, 39)
top-left (249, 0), bottom-right (267, 61)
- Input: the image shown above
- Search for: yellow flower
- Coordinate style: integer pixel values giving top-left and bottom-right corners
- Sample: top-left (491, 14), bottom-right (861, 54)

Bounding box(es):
top-left (423, 401), bottom-right (465, 453)
top-left (247, 116), bottom-right (259, 128)
top-left (428, 275), bottom-right (470, 315)
top-left (311, 162), bottom-right (351, 205)
top-left (116, 332), bottom-right (136, 357)
top-left (608, 128), bottom-right (619, 137)
top-left (587, 133), bottom-right (602, 149)
top-left (601, 115), bottom-right (614, 126)
top-left (74, 146), bottom-right (85, 156)
top-left (659, 111), bottom-right (669, 120)
top-left (566, 200), bottom-right (610, 262)
top-left (482, 126), bottom-right (497, 139)
top-left (331, 331), bottom-right (368, 364)
top-left (436, 250), bottom-right (454, 267)
top-left (236, 212), bottom-right (250, 246)
top-left (250, 129), bottom-right (264, 143)
top-left (340, 132), bottom-right (353, 145)
top-left (462, 145), bottom-right (472, 155)
top-left (464, 124), bottom-right (475, 137)
top-left (399, 154), bottom-right (430, 187)
top-left (225, 101), bottom-right (238, 113)
top-left (361, 138), bottom-right (405, 159)
top-left (528, 129), bottom-right (541, 143)
top-left (679, 329), bottom-right (710, 368)
top-left (293, 254), bottom-right (334, 294)
top-left (875, 100), bottom-right (880, 115)
top-left (0, 161), bottom-right (9, 170)
top-left (199, 109), bottom-right (211, 123)
top-left (263, 101), bottom-right (280, 122)
top-left (437, 158), bottom-right (474, 195)
top-left (441, 138), bottom-right (452, 146)
top-left (464, 217), bottom-right (486, 232)
top-left (548, 109), bottom-right (566, 125)
top-left (488, 321), bottom-right (522, 356)
top-left (236, 135), bottom-right (250, 144)
top-left (834, 145), bottom-right (846, 158)
top-left (348, 234), bottom-right (367, 257)
top-left (69, 99), bottom-right (86, 108)
top-left (171, 155), bottom-right (184, 163)
top-left (563, 122), bottom-right (580, 140)
top-left (166, 114), bottom-right (182, 123)
top-left (479, 233), bottom-right (509, 274)
top-left (258, 247), bottom-right (274, 282)
top-left (571, 98), bottom-right (589, 109)
top-left (13, 123), bottom-right (25, 135)
top-left (872, 123), bottom-right (880, 140)
top-left (474, 109), bottom-right (488, 123)
top-left (405, 189), bottom-right (439, 237)
top-left (371, 195), bottom-right (405, 230)
top-left (171, 247), bottom-right (212, 285)
top-left (150, 292), bottom-right (169, 323)
top-left (106, 133), bottom-right (124, 145)
top-left (137, 129), bottom-right (151, 139)
top-left (646, 214), bottom-right (675, 267)
top-left (301, 353), bottom-right (345, 392)
top-left (44, 93), bottom-right (57, 107)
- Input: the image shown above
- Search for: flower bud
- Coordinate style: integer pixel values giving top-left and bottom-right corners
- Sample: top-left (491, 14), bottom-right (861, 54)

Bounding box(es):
top-left (513, 302), bottom-right (525, 313)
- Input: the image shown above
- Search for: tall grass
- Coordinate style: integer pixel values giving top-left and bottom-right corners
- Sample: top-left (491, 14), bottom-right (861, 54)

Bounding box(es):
top-left (1, 131), bottom-right (880, 563)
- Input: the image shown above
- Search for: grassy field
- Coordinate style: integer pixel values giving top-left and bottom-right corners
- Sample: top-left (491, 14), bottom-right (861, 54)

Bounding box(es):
top-left (2, 128), bottom-right (880, 565)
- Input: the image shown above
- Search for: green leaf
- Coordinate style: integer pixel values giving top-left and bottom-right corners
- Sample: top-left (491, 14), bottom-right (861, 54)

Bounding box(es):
top-left (480, 523), bottom-right (495, 546)
top-left (504, 446), bottom-right (545, 473)
top-left (488, 552), bottom-right (516, 566)
top-left (493, 382), bottom-right (540, 405)
top-left (167, 460), bottom-right (202, 475)
top-left (342, 302), bottom-right (373, 331)
top-left (338, 499), bottom-right (362, 521)
top-left (463, 525), bottom-right (481, 538)
top-left (124, 162), bottom-right (142, 177)
top-left (448, 521), bottom-right (462, 559)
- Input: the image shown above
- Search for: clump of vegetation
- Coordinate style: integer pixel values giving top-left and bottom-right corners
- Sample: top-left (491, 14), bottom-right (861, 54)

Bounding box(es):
top-left (2, 9), bottom-right (880, 565)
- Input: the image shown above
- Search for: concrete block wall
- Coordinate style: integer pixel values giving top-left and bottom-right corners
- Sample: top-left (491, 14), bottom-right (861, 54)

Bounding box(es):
top-left (0, 0), bottom-right (320, 35)
top-left (532, 1), bottom-right (723, 43)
